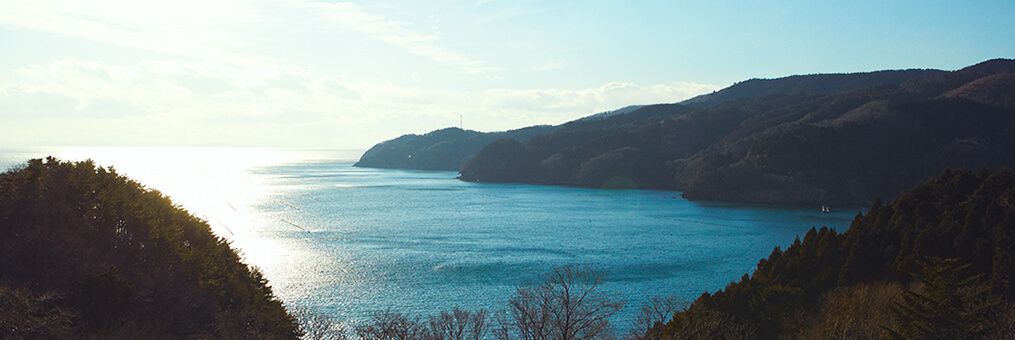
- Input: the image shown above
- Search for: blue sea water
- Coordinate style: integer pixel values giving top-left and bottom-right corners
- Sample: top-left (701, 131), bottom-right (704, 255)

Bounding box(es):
top-left (0, 147), bottom-right (856, 332)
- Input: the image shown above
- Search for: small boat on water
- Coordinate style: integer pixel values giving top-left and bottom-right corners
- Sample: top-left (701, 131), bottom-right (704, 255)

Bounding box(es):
top-left (821, 205), bottom-right (830, 213)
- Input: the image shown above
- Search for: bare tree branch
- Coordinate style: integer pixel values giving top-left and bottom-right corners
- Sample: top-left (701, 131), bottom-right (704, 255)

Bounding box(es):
top-left (500, 266), bottom-right (624, 340)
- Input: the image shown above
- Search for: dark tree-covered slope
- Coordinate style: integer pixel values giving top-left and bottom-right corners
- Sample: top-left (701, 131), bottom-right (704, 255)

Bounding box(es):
top-left (460, 103), bottom-right (699, 189)
top-left (353, 106), bottom-right (653, 172)
top-left (680, 68), bottom-right (939, 108)
top-left (943, 73), bottom-right (1015, 109)
top-left (652, 168), bottom-right (1015, 339)
top-left (354, 125), bottom-right (556, 171)
top-left (0, 158), bottom-right (300, 339)
top-left (460, 59), bottom-right (1015, 206)
top-left (679, 96), bottom-right (1015, 205)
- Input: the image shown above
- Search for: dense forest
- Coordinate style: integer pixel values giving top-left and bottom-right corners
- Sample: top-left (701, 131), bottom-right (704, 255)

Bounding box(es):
top-left (647, 168), bottom-right (1015, 339)
top-left (0, 158), bottom-right (300, 339)
top-left (459, 59), bottom-right (1015, 206)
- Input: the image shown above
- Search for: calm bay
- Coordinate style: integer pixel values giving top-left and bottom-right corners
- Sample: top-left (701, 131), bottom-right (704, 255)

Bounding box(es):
top-left (0, 147), bottom-right (856, 331)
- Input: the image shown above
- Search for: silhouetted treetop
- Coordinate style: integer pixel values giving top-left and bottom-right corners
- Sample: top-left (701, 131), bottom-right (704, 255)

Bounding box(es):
top-left (0, 157), bottom-right (300, 339)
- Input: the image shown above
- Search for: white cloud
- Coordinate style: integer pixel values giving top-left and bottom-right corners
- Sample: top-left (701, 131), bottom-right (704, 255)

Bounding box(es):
top-left (0, 0), bottom-right (261, 63)
top-left (3, 58), bottom-right (354, 123)
top-left (0, 0), bottom-right (507, 75)
top-left (1, 56), bottom-right (717, 147)
top-left (301, 1), bottom-right (498, 74)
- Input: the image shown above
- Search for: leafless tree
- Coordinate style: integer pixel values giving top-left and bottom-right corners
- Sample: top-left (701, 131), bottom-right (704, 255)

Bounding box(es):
top-left (660, 306), bottom-right (757, 340)
top-left (295, 308), bottom-right (347, 340)
top-left (424, 307), bottom-right (489, 340)
top-left (628, 294), bottom-right (683, 339)
top-left (496, 266), bottom-right (625, 340)
top-left (353, 309), bottom-right (424, 340)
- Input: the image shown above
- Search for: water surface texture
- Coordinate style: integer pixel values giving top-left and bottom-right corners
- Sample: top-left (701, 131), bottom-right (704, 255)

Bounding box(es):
top-left (0, 147), bottom-right (856, 330)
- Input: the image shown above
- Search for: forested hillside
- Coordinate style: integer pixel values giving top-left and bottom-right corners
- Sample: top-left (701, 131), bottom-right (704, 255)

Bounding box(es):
top-left (648, 168), bottom-right (1015, 339)
top-left (0, 158), bottom-right (300, 339)
top-left (459, 59), bottom-right (1015, 206)
top-left (353, 106), bottom-right (652, 172)
top-left (679, 69), bottom-right (937, 108)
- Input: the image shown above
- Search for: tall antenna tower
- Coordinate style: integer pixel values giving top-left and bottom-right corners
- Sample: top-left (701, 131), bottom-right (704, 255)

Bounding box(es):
top-left (460, 114), bottom-right (463, 130)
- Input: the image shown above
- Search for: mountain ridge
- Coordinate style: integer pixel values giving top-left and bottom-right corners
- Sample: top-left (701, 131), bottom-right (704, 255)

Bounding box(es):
top-left (357, 58), bottom-right (1015, 206)
top-left (679, 68), bottom-right (939, 108)
top-left (459, 58), bottom-right (1015, 206)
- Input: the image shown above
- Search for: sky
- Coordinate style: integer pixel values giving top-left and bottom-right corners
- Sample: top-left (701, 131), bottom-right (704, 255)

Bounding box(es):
top-left (1, 0), bottom-right (1012, 149)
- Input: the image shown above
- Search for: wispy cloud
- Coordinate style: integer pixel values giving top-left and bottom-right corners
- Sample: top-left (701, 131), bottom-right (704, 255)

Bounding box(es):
top-left (0, 0), bottom-right (260, 63)
top-left (0, 1), bottom-right (716, 146)
top-left (0, 57), bottom-right (368, 146)
top-left (477, 82), bottom-right (719, 115)
top-left (1, 57), bottom-right (716, 146)
top-left (301, 1), bottom-right (498, 74)
top-left (4, 57), bottom-right (361, 117)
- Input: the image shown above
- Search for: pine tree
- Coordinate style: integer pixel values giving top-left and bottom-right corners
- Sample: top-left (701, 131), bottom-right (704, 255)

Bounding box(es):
top-left (883, 257), bottom-right (996, 340)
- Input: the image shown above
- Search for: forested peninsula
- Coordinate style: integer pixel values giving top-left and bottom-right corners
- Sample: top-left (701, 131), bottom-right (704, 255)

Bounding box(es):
top-left (0, 158), bottom-right (300, 339)
top-left (358, 59), bottom-right (1015, 206)
top-left (353, 125), bottom-right (557, 171)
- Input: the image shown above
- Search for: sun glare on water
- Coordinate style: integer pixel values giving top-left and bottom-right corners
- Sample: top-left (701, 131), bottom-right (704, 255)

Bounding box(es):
top-left (3, 147), bottom-right (357, 269)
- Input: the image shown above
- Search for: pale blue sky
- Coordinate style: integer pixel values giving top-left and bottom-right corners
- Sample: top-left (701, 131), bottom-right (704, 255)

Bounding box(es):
top-left (1, 0), bottom-right (1011, 148)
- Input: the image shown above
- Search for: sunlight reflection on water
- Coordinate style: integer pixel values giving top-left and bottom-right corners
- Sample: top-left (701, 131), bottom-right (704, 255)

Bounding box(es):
top-left (0, 147), bottom-right (360, 274)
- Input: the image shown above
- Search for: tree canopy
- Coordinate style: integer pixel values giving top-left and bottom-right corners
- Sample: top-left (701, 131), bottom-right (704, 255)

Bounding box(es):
top-left (651, 168), bottom-right (1015, 339)
top-left (0, 157), bottom-right (300, 339)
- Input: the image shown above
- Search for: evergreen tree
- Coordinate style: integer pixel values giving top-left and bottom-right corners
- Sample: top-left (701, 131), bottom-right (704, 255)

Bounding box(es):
top-left (884, 257), bottom-right (996, 340)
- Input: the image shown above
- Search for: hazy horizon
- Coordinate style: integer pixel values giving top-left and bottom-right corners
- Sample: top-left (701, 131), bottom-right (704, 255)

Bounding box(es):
top-left (2, 1), bottom-right (1012, 149)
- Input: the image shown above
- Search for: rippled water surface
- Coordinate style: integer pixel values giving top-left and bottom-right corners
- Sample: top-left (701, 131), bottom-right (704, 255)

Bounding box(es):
top-left (0, 147), bottom-right (856, 330)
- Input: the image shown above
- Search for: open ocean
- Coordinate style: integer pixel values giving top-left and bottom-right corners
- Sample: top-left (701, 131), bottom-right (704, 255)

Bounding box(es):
top-left (0, 147), bottom-right (856, 332)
